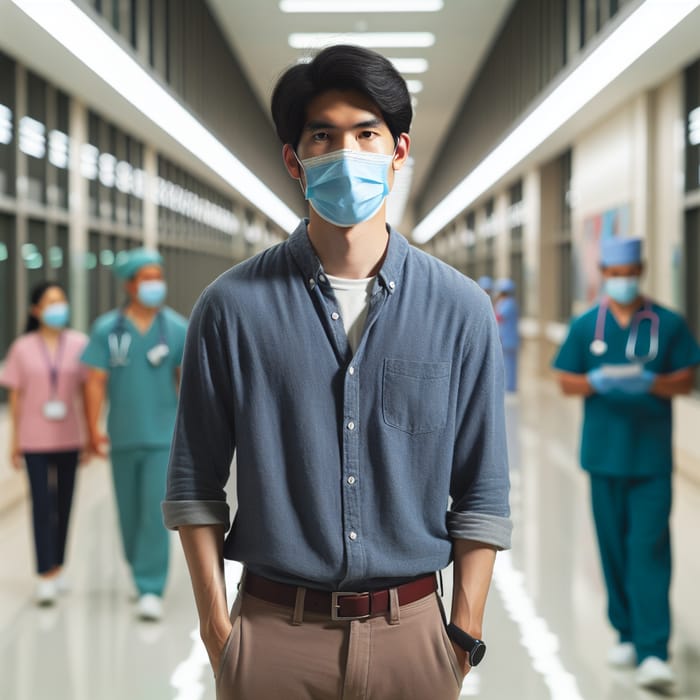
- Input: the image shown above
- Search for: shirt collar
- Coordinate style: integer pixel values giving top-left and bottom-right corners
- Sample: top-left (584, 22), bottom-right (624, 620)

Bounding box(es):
top-left (287, 219), bottom-right (408, 295)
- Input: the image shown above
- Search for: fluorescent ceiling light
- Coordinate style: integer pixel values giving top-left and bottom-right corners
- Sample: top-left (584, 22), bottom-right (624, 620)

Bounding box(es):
top-left (389, 58), bottom-right (429, 74)
top-left (412, 0), bottom-right (700, 244)
top-left (281, 0), bottom-right (443, 11)
top-left (12, 0), bottom-right (300, 233)
top-left (405, 80), bottom-right (423, 94)
top-left (289, 32), bottom-right (435, 49)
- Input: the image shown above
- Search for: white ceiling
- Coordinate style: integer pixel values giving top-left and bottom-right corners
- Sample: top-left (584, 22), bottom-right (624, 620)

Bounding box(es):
top-left (207, 0), bottom-right (514, 227)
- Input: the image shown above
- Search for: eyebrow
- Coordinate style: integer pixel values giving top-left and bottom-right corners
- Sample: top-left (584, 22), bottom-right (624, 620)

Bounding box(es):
top-left (304, 117), bottom-right (384, 131)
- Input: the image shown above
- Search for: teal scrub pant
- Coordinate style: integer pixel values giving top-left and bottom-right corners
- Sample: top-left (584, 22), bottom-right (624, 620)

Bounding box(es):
top-left (589, 474), bottom-right (672, 662)
top-left (110, 448), bottom-right (170, 597)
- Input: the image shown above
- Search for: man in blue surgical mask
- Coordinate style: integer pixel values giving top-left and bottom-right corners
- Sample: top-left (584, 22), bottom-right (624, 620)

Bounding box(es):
top-left (553, 236), bottom-right (700, 692)
top-left (164, 45), bottom-right (511, 699)
top-left (82, 247), bottom-right (188, 621)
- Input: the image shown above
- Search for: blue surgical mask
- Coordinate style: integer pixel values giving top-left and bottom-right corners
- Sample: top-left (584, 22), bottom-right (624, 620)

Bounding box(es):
top-left (138, 280), bottom-right (167, 308)
top-left (42, 302), bottom-right (70, 329)
top-left (299, 149), bottom-right (394, 227)
top-left (605, 276), bottom-right (640, 304)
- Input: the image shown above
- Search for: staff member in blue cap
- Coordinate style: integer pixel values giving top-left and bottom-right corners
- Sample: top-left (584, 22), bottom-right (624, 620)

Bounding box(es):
top-left (477, 275), bottom-right (493, 296)
top-left (82, 247), bottom-right (188, 621)
top-left (494, 278), bottom-right (519, 392)
top-left (552, 236), bottom-right (700, 692)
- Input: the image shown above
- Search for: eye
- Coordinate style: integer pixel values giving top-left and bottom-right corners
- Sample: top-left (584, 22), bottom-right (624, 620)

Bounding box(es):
top-left (312, 131), bottom-right (329, 142)
top-left (359, 130), bottom-right (377, 139)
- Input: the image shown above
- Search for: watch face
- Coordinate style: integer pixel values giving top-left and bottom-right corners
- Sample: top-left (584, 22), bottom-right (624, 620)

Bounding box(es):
top-left (469, 641), bottom-right (486, 667)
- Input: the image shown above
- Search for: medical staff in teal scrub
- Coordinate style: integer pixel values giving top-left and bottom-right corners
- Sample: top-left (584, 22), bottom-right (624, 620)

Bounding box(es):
top-left (495, 278), bottom-right (519, 392)
top-left (553, 237), bottom-right (700, 693)
top-left (82, 248), bottom-right (188, 621)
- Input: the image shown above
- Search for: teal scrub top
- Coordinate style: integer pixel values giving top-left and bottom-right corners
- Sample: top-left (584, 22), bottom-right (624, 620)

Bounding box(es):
top-left (553, 301), bottom-right (700, 477)
top-left (81, 307), bottom-right (188, 450)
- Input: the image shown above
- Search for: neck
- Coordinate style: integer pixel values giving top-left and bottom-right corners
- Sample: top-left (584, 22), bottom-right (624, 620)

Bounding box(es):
top-left (38, 325), bottom-right (62, 340)
top-left (607, 295), bottom-right (644, 318)
top-left (127, 300), bottom-right (159, 318)
top-left (306, 210), bottom-right (389, 279)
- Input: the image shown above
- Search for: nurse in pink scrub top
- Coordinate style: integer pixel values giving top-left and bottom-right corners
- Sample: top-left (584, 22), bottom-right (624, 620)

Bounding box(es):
top-left (0, 281), bottom-right (89, 606)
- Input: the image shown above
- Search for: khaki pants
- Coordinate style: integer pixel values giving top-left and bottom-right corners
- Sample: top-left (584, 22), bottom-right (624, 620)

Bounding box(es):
top-left (216, 588), bottom-right (463, 700)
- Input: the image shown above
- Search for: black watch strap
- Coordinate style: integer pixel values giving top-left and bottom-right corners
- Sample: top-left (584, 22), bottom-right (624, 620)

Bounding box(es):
top-left (446, 623), bottom-right (487, 666)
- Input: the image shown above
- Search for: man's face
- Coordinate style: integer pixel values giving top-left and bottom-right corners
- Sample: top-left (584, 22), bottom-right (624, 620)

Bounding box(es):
top-left (126, 264), bottom-right (164, 301)
top-left (283, 89), bottom-right (410, 189)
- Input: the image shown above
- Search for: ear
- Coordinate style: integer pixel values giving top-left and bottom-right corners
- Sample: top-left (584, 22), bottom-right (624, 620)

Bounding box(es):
top-left (391, 133), bottom-right (411, 172)
top-left (125, 279), bottom-right (137, 298)
top-left (282, 144), bottom-right (302, 180)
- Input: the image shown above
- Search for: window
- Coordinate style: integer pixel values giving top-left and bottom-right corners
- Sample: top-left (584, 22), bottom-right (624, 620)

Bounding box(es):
top-left (0, 214), bottom-right (16, 361)
top-left (0, 52), bottom-right (15, 198)
top-left (25, 219), bottom-right (48, 294)
top-left (557, 151), bottom-right (574, 321)
top-left (24, 72), bottom-right (47, 205)
top-left (509, 180), bottom-right (525, 313)
top-left (684, 208), bottom-right (700, 391)
top-left (686, 59), bottom-right (700, 193)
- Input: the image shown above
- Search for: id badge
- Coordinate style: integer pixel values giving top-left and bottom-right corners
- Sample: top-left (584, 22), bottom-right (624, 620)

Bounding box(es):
top-left (43, 400), bottom-right (67, 421)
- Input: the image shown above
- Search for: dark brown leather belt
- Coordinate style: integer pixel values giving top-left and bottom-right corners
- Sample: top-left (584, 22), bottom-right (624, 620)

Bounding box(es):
top-left (244, 572), bottom-right (437, 621)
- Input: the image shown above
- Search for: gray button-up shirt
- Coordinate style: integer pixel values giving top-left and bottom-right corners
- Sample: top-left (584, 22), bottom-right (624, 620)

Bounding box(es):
top-left (163, 221), bottom-right (511, 590)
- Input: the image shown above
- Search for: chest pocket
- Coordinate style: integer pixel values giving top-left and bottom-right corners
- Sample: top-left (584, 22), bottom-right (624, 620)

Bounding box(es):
top-left (382, 358), bottom-right (450, 434)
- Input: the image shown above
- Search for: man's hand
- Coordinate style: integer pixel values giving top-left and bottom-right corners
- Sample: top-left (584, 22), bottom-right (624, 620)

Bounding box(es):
top-left (9, 435), bottom-right (22, 470)
top-left (88, 431), bottom-right (110, 458)
top-left (202, 618), bottom-right (233, 674)
top-left (450, 641), bottom-right (470, 678)
top-left (617, 370), bottom-right (656, 395)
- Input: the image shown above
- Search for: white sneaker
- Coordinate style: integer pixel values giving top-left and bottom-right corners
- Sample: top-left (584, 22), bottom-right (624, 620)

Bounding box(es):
top-left (636, 657), bottom-right (677, 693)
top-left (608, 642), bottom-right (636, 667)
top-left (36, 579), bottom-right (58, 606)
top-left (55, 573), bottom-right (70, 594)
top-left (137, 594), bottom-right (163, 621)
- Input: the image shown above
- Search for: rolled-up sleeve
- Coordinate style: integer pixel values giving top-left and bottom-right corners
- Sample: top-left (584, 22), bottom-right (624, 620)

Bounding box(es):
top-left (162, 287), bottom-right (236, 530)
top-left (448, 297), bottom-right (512, 550)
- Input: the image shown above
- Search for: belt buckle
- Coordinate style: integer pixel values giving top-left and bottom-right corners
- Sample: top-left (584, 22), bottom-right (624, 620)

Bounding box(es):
top-left (331, 591), bottom-right (370, 621)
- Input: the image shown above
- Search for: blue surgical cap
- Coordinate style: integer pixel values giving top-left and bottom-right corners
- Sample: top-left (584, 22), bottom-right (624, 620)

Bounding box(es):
top-left (600, 237), bottom-right (642, 267)
top-left (113, 247), bottom-right (163, 279)
top-left (477, 276), bottom-right (493, 291)
top-left (495, 278), bottom-right (515, 294)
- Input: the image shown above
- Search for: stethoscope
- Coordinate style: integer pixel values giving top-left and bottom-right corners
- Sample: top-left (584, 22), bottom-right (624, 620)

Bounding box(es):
top-left (590, 297), bottom-right (659, 362)
top-left (108, 310), bottom-right (168, 367)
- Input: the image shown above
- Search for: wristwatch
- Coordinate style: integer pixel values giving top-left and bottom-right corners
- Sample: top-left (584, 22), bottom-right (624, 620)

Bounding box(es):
top-left (446, 623), bottom-right (487, 667)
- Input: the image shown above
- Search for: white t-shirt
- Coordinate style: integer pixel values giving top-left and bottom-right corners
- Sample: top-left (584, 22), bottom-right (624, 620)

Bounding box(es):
top-left (326, 274), bottom-right (375, 353)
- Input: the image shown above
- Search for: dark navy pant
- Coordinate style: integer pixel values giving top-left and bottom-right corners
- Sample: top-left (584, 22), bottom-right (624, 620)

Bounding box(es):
top-left (24, 451), bottom-right (79, 575)
top-left (590, 473), bottom-right (672, 662)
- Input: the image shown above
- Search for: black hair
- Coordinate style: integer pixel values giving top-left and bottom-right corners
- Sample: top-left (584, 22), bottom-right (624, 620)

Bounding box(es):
top-left (271, 45), bottom-right (412, 149)
top-left (24, 281), bottom-right (66, 333)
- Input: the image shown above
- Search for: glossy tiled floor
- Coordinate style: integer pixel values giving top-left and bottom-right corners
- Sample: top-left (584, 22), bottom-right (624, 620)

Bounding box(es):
top-left (1, 357), bottom-right (699, 700)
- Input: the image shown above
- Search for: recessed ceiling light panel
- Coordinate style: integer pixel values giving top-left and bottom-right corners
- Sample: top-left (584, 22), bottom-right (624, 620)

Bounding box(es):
top-left (389, 58), bottom-right (429, 74)
top-left (281, 0), bottom-right (443, 12)
top-left (288, 32), bottom-right (436, 49)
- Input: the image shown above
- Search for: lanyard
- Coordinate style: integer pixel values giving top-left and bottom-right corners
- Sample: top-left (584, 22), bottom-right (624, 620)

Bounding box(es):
top-left (38, 332), bottom-right (66, 398)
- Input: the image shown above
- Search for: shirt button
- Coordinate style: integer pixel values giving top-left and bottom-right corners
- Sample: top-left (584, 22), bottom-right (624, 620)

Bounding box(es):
top-left (348, 366), bottom-right (355, 375)
top-left (347, 475), bottom-right (356, 485)
top-left (347, 421), bottom-right (355, 431)
top-left (331, 312), bottom-right (340, 320)
top-left (309, 278), bottom-right (315, 288)
top-left (389, 280), bottom-right (396, 290)
top-left (319, 274), bottom-right (327, 283)
top-left (349, 531), bottom-right (358, 541)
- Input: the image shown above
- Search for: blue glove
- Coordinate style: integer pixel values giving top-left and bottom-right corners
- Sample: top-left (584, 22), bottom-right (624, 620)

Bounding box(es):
top-left (588, 368), bottom-right (656, 395)
top-left (587, 368), bottom-right (620, 394)
top-left (616, 370), bottom-right (656, 395)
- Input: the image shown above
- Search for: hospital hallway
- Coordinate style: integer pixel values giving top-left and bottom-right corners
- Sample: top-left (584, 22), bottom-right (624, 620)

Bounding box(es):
top-left (0, 346), bottom-right (698, 700)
